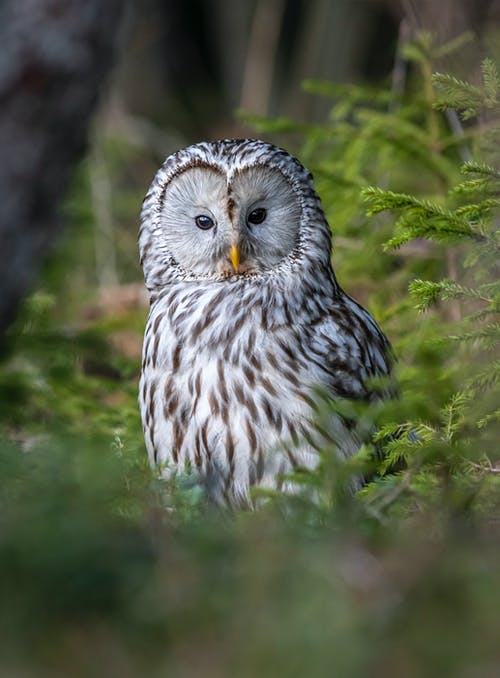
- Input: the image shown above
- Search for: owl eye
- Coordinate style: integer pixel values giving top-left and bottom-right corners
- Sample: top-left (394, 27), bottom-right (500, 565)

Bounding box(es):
top-left (247, 207), bottom-right (267, 225)
top-left (195, 214), bottom-right (215, 230)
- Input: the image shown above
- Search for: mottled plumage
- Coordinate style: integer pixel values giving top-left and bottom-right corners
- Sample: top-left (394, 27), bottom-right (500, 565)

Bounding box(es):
top-left (139, 139), bottom-right (391, 506)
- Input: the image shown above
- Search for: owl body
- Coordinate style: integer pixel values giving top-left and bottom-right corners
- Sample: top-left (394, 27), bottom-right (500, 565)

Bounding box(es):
top-left (139, 139), bottom-right (391, 507)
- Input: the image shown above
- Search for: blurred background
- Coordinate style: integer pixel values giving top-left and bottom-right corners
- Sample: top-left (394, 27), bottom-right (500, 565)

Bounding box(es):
top-left (2, 0), bottom-right (499, 339)
top-left (114, 0), bottom-right (496, 134)
top-left (1, 1), bottom-right (500, 676)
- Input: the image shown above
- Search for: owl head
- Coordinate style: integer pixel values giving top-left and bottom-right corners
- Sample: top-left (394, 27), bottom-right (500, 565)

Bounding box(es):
top-left (139, 139), bottom-right (332, 289)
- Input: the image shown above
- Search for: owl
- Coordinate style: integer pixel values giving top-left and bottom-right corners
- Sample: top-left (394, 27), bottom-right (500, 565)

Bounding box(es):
top-left (139, 139), bottom-right (392, 507)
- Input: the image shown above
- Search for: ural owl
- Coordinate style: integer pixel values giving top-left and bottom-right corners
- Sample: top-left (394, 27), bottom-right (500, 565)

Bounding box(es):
top-left (139, 139), bottom-right (391, 507)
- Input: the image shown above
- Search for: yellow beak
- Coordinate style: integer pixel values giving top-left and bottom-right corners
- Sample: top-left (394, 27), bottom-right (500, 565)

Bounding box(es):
top-left (230, 244), bottom-right (240, 273)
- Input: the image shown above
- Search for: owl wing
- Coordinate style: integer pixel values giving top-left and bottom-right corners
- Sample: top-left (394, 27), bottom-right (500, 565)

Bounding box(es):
top-left (308, 292), bottom-right (394, 402)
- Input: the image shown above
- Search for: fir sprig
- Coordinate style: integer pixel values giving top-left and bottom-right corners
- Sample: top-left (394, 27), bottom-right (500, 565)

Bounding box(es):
top-left (359, 50), bottom-right (500, 514)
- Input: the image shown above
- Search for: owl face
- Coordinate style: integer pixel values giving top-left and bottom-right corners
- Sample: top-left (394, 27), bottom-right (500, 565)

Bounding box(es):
top-left (159, 163), bottom-right (302, 278)
top-left (140, 139), bottom-right (333, 289)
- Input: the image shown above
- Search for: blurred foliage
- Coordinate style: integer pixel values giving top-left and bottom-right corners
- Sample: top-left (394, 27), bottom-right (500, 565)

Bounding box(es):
top-left (0, 32), bottom-right (500, 677)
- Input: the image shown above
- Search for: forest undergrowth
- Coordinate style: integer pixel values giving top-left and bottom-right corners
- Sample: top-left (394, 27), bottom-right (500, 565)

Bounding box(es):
top-left (0, 33), bottom-right (499, 677)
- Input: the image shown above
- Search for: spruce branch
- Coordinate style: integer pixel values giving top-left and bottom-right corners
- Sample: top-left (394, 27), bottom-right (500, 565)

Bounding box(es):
top-left (466, 361), bottom-right (500, 393)
top-left (481, 58), bottom-right (500, 107)
top-left (450, 178), bottom-right (499, 199)
top-left (363, 188), bottom-right (487, 248)
top-left (441, 391), bottom-right (471, 442)
top-left (409, 279), bottom-right (493, 311)
top-left (442, 323), bottom-right (500, 347)
top-left (432, 73), bottom-right (483, 119)
top-left (363, 188), bottom-right (446, 215)
top-left (461, 161), bottom-right (500, 179)
top-left (302, 79), bottom-right (391, 105)
top-left (433, 32), bottom-right (475, 59)
top-left (477, 410), bottom-right (500, 429)
top-left (455, 198), bottom-right (500, 220)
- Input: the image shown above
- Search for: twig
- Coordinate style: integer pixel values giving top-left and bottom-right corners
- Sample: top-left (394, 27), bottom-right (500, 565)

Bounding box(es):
top-left (469, 460), bottom-right (500, 474)
top-left (374, 470), bottom-right (413, 511)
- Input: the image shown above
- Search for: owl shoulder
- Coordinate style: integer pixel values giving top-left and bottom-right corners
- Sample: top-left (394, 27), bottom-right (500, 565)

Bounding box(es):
top-left (307, 292), bottom-right (393, 400)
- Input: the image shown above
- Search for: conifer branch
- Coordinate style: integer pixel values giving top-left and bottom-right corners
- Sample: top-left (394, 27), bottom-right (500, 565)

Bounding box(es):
top-left (409, 279), bottom-right (493, 311)
top-left (462, 161), bottom-right (500, 179)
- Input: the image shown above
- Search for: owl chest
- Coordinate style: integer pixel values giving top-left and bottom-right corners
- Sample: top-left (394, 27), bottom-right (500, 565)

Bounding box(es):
top-left (159, 319), bottom-right (312, 426)
top-left (141, 301), bottom-right (317, 474)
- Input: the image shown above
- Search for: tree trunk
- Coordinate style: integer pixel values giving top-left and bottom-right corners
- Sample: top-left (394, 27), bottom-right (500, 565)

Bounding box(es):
top-left (0, 0), bottom-right (125, 345)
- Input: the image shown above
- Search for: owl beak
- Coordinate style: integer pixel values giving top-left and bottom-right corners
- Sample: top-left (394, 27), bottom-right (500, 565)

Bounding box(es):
top-left (230, 243), bottom-right (240, 273)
